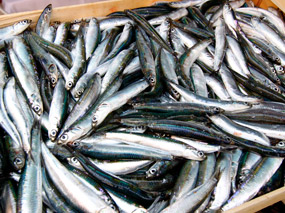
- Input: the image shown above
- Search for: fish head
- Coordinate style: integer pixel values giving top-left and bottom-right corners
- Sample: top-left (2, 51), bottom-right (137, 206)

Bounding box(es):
top-left (146, 167), bottom-right (158, 178)
top-left (100, 195), bottom-right (118, 212)
top-left (73, 83), bottom-right (85, 98)
top-left (184, 148), bottom-right (206, 161)
top-left (31, 101), bottom-right (43, 116)
top-left (65, 79), bottom-right (74, 90)
top-left (58, 126), bottom-right (83, 144)
top-left (92, 103), bottom-right (111, 128)
top-left (223, 2), bottom-right (231, 14)
top-left (48, 64), bottom-right (58, 85)
top-left (68, 140), bottom-right (81, 148)
top-left (12, 155), bottom-right (25, 170)
top-left (13, 19), bottom-right (32, 33)
top-left (67, 157), bottom-right (81, 169)
top-left (147, 75), bottom-right (156, 87)
top-left (277, 141), bottom-right (285, 148)
top-left (210, 106), bottom-right (224, 114)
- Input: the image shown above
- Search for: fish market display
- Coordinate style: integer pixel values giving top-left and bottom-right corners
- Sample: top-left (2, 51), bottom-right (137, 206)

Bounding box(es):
top-left (0, 0), bottom-right (285, 212)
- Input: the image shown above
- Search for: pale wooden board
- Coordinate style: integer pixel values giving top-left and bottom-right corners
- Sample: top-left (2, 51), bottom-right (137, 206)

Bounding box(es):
top-left (253, 0), bottom-right (278, 9)
top-left (0, 0), bottom-right (178, 28)
top-left (271, 0), bottom-right (285, 12)
top-left (225, 186), bottom-right (285, 213)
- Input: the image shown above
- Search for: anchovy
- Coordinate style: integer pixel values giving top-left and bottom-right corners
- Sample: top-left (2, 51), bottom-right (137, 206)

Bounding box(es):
top-left (3, 78), bottom-right (32, 155)
top-left (251, 17), bottom-right (285, 54)
top-left (209, 152), bottom-right (232, 210)
top-left (161, 172), bottom-right (218, 213)
top-left (169, 81), bottom-right (251, 112)
top-left (222, 144), bottom-right (284, 211)
top-left (69, 139), bottom-right (173, 161)
top-left (168, 0), bottom-right (207, 8)
top-left (1, 180), bottom-right (17, 213)
top-left (0, 19), bottom-right (31, 40)
top-left (104, 132), bottom-right (205, 160)
top-left (36, 4), bottom-right (52, 36)
top-left (17, 120), bottom-right (42, 213)
top-left (213, 18), bottom-right (226, 71)
top-left (236, 7), bottom-right (285, 37)
top-left (170, 160), bottom-right (199, 204)
top-left (209, 114), bottom-right (270, 146)
top-left (85, 18), bottom-right (100, 60)
top-left (54, 22), bottom-right (71, 46)
top-left (41, 142), bottom-right (115, 213)
top-left (48, 78), bottom-right (68, 141)
top-left (65, 25), bottom-right (86, 90)
top-left (6, 43), bottom-right (43, 115)
top-left (149, 8), bottom-right (188, 25)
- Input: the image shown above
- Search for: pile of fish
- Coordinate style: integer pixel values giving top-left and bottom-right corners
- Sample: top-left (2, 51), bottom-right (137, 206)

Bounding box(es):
top-left (0, 0), bottom-right (285, 212)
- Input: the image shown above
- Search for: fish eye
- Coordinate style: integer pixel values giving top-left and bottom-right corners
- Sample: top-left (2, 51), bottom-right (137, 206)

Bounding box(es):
top-left (67, 81), bottom-right (73, 89)
top-left (14, 157), bottom-right (23, 165)
top-left (72, 141), bottom-right (80, 147)
top-left (33, 105), bottom-right (41, 112)
top-left (50, 129), bottom-right (57, 137)
top-left (21, 20), bottom-right (28, 24)
top-left (137, 126), bottom-right (144, 130)
top-left (105, 197), bottom-right (111, 204)
top-left (226, 137), bottom-right (232, 142)
top-left (71, 157), bottom-right (78, 164)
top-left (214, 107), bottom-right (220, 112)
top-left (149, 168), bottom-right (156, 175)
top-left (51, 77), bottom-right (57, 84)
top-left (198, 151), bottom-right (204, 158)
top-left (149, 77), bottom-right (155, 84)
top-left (131, 103), bottom-right (139, 107)
top-left (92, 116), bottom-right (97, 123)
top-left (77, 90), bottom-right (83, 96)
top-left (61, 134), bottom-right (68, 141)
top-left (172, 89), bottom-right (178, 94)
top-left (244, 102), bottom-right (252, 107)
top-left (110, 205), bottom-right (116, 210)
top-left (278, 141), bottom-right (285, 147)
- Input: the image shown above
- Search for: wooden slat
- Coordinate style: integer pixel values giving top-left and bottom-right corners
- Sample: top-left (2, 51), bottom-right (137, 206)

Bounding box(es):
top-left (0, 0), bottom-right (179, 28)
top-left (271, 0), bottom-right (285, 12)
top-left (225, 186), bottom-right (285, 213)
top-left (252, 0), bottom-right (278, 9)
top-left (0, 0), bottom-right (281, 29)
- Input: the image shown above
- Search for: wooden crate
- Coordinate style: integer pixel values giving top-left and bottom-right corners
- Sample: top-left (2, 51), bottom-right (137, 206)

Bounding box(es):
top-left (0, 0), bottom-right (284, 212)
